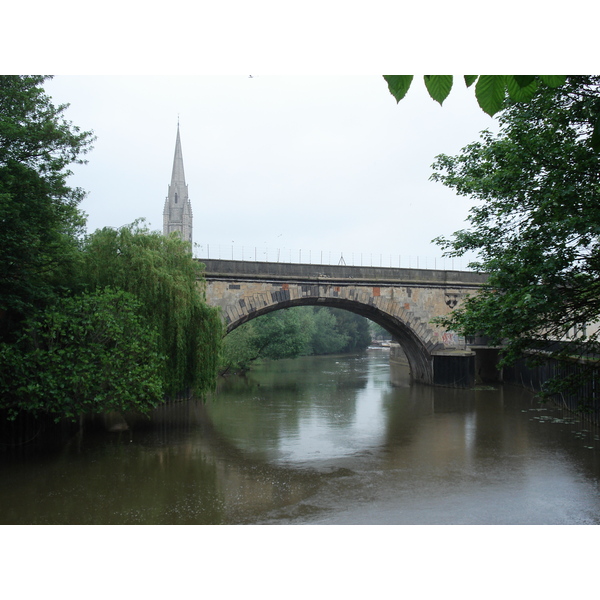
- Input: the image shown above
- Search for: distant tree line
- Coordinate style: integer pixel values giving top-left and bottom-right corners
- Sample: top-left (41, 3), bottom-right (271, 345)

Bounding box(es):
top-left (219, 306), bottom-right (373, 374)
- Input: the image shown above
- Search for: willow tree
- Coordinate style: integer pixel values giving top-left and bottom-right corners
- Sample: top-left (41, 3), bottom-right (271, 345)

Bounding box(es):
top-left (82, 221), bottom-right (223, 398)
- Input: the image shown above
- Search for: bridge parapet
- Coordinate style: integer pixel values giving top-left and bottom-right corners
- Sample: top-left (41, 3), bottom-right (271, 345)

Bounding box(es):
top-left (198, 259), bottom-right (487, 287)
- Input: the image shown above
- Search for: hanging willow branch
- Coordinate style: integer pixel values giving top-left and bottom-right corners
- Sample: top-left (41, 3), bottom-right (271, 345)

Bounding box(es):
top-left (81, 220), bottom-right (223, 398)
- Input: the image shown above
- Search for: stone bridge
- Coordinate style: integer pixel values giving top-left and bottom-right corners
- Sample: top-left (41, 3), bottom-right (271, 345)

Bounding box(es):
top-left (199, 259), bottom-right (489, 387)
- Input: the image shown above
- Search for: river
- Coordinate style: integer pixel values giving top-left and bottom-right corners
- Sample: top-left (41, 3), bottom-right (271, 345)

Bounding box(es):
top-left (1, 350), bottom-right (600, 524)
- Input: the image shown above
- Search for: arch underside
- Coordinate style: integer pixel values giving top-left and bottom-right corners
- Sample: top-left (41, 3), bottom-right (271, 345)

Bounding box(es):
top-left (225, 296), bottom-right (441, 384)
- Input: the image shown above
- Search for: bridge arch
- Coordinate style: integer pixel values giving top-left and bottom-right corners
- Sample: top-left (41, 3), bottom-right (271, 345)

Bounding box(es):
top-left (200, 259), bottom-right (487, 386)
top-left (224, 296), bottom-right (434, 383)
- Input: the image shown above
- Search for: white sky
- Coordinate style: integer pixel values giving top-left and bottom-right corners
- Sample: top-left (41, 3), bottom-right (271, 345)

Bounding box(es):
top-left (44, 75), bottom-right (498, 269)
top-left (10, 3), bottom-right (588, 272)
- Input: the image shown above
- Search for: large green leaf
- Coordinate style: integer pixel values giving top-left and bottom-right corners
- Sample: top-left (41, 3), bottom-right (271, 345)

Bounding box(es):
top-left (513, 75), bottom-right (536, 88)
top-left (475, 75), bottom-right (507, 116)
top-left (385, 75), bottom-right (571, 113)
top-left (383, 75), bottom-right (414, 102)
top-left (506, 76), bottom-right (539, 102)
top-left (424, 75), bottom-right (453, 105)
top-left (539, 75), bottom-right (567, 87)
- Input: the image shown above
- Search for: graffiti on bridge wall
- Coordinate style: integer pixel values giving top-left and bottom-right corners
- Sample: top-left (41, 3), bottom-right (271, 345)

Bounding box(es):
top-left (442, 331), bottom-right (461, 347)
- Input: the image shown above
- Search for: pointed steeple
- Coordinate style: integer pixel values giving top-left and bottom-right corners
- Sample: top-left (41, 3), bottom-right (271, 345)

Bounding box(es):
top-left (170, 122), bottom-right (186, 192)
top-left (163, 122), bottom-right (193, 245)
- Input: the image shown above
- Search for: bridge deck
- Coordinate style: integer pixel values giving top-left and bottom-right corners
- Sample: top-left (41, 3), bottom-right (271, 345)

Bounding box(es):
top-left (198, 258), bottom-right (487, 288)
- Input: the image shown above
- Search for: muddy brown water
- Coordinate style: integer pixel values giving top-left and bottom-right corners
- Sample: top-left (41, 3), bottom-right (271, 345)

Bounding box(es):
top-left (1, 351), bottom-right (599, 524)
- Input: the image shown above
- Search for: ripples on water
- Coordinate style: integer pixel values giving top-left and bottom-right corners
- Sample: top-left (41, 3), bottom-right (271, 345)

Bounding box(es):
top-left (1, 350), bottom-right (600, 525)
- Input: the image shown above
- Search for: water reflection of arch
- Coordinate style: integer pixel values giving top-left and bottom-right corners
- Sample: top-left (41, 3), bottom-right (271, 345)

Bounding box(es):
top-left (225, 296), bottom-right (436, 386)
top-left (120, 358), bottom-right (460, 523)
top-left (126, 362), bottom-right (430, 475)
top-left (124, 399), bottom-right (327, 522)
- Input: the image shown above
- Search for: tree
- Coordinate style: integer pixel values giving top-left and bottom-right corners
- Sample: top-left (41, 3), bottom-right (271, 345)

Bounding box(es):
top-left (219, 308), bottom-right (313, 374)
top-left (430, 76), bottom-right (600, 404)
top-left (0, 77), bottom-right (223, 422)
top-left (0, 288), bottom-right (165, 421)
top-left (369, 320), bottom-right (391, 342)
top-left (218, 322), bottom-right (259, 375)
top-left (329, 308), bottom-right (371, 353)
top-left (307, 308), bottom-right (371, 355)
top-left (309, 308), bottom-right (349, 355)
top-left (0, 76), bottom-right (94, 332)
top-left (219, 306), bottom-right (373, 374)
top-left (0, 76), bottom-right (93, 170)
top-left (81, 221), bottom-right (223, 397)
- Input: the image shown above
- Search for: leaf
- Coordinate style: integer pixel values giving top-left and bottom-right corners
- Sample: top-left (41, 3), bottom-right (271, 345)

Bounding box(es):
top-left (513, 75), bottom-right (536, 88)
top-left (475, 75), bottom-right (507, 116)
top-left (464, 76), bottom-right (478, 88)
top-left (383, 75), bottom-right (414, 102)
top-left (506, 76), bottom-right (539, 102)
top-left (539, 75), bottom-right (567, 87)
top-left (424, 75), bottom-right (453, 105)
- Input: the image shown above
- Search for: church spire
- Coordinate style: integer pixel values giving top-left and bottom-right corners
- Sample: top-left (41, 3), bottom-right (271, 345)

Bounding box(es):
top-left (163, 123), bottom-right (193, 246)
top-left (170, 122), bottom-right (186, 189)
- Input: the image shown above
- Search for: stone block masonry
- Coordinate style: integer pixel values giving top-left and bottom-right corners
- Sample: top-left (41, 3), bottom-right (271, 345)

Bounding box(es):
top-left (199, 259), bottom-right (487, 386)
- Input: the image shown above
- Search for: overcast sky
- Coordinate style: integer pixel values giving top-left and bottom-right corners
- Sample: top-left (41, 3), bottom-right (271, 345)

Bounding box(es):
top-left (44, 75), bottom-right (498, 269)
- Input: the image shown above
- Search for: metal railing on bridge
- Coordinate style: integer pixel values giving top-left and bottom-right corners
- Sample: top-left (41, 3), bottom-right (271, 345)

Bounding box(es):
top-left (195, 244), bottom-right (472, 271)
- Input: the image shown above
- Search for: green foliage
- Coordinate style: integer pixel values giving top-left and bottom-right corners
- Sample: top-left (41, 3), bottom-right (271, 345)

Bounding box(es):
top-left (309, 308), bottom-right (348, 355)
top-left (430, 76), bottom-right (600, 402)
top-left (384, 75), bottom-right (568, 115)
top-left (0, 289), bottom-right (164, 421)
top-left (81, 221), bottom-right (223, 397)
top-left (251, 308), bottom-right (314, 360)
top-left (382, 76), bottom-right (600, 145)
top-left (473, 75), bottom-right (509, 116)
top-left (218, 323), bottom-right (258, 374)
top-left (0, 76), bottom-right (93, 326)
top-left (369, 320), bottom-right (391, 341)
top-left (310, 308), bottom-right (371, 355)
top-left (220, 306), bottom-right (372, 374)
top-left (505, 76), bottom-right (539, 103)
top-left (220, 308), bottom-right (313, 374)
top-left (384, 75), bottom-right (414, 102)
top-left (0, 162), bottom-right (85, 320)
top-left (0, 76), bottom-right (222, 422)
top-left (423, 75), bottom-right (453, 105)
top-left (0, 75), bottom-right (94, 174)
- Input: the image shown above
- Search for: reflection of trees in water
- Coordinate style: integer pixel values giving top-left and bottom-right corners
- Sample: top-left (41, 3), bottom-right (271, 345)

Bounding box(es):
top-left (0, 396), bottom-right (326, 524)
top-left (210, 354), bottom-right (373, 451)
top-left (4, 353), bottom-right (600, 525)
top-left (126, 398), bottom-right (323, 524)
top-left (0, 411), bottom-right (79, 458)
